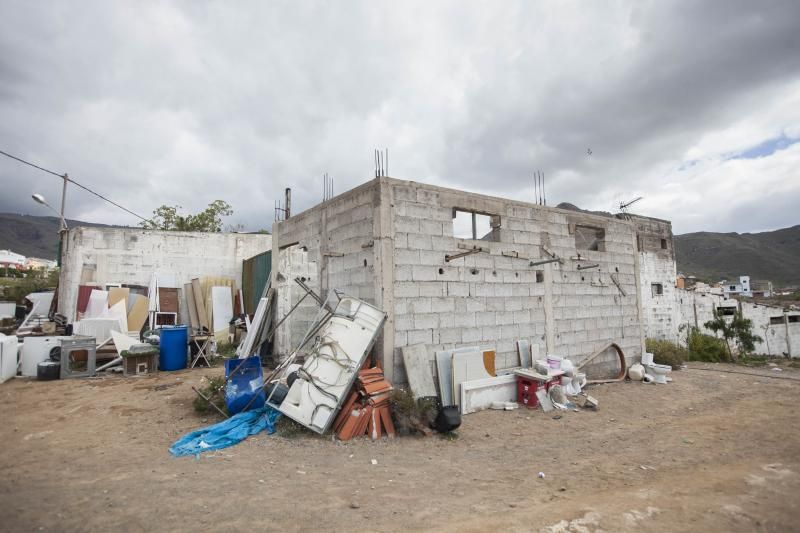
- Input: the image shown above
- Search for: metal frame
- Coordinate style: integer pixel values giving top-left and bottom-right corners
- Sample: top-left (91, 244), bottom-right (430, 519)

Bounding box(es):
top-left (59, 336), bottom-right (97, 379)
top-left (265, 290), bottom-right (387, 434)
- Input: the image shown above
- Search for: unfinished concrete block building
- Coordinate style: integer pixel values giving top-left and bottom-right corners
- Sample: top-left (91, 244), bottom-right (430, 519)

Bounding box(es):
top-left (271, 177), bottom-right (674, 385)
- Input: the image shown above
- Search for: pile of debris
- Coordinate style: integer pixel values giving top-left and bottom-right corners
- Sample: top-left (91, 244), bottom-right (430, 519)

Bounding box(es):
top-left (333, 366), bottom-right (395, 441)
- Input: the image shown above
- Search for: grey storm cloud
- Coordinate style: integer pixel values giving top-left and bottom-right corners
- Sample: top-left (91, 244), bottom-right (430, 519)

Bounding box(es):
top-left (0, 0), bottom-right (798, 234)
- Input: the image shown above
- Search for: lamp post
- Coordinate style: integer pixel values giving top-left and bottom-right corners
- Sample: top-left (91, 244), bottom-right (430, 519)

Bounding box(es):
top-left (32, 191), bottom-right (68, 271)
top-left (32, 191), bottom-right (67, 231)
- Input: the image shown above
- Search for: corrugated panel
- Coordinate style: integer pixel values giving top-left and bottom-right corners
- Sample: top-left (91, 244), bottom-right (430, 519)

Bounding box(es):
top-left (242, 251), bottom-right (271, 315)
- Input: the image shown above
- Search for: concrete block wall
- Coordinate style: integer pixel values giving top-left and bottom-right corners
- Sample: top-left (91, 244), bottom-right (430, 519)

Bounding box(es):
top-left (387, 178), bottom-right (645, 384)
top-left (58, 227), bottom-right (272, 322)
top-left (271, 181), bottom-right (380, 359)
top-left (639, 251), bottom-right (680, 341)
top-left (273, 247), bottom-right (319, 357)
top-left (674, 289), bottom-right (799, 357)
top-left (634, 216), bottom-right (680, 342)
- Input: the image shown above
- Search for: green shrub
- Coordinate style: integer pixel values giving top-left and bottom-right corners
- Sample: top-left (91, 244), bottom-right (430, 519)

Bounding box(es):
top-left (686, 328), bottom-right (730, 363)
top-left (192, 375), bottom-right (228, 416)
top-left (645, 338), bottom-right (686, 369)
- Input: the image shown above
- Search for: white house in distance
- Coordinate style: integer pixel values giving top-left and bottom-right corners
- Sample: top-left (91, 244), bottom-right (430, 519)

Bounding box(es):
top-left (25, 257), bottom-right (57, 271)
top-left (0, 250), bottom-right (26, 270)
top-left (722, 275), bottom-right (774, 298)
top-left (723, 275), bottom-right (752, 298)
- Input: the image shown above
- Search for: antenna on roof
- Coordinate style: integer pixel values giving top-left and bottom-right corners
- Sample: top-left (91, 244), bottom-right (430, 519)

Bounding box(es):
top-left (619, 196), bottom-right (643, 214)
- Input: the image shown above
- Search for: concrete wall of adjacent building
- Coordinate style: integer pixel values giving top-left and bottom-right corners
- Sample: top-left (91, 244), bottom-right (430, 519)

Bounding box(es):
top-left (386, 178), bottom-right (648, 384)
top-left (673, 289), bottom-right (799, 357)
top-left (634, 216), bottom-right (680, 341)
top-left (58, 227), bottom-right (272, 322)
top-left (270, 180), bottom-right (381, 359)
top-left (270, 177), bottom-right (679, 386)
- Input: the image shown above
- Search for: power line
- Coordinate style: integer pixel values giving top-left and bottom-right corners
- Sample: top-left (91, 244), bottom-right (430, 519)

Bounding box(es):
top-left (0, 148), bottom-right (151, 223)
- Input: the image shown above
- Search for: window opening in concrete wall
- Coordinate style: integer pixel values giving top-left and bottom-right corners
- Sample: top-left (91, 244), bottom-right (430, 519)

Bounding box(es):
top-left (729, 285), bottom-right (736, 290)
top-left (535, 271), bottom-right (544, 283)
top-left (770, 316), bottom-right (783, 325)
top-left (717, 307), bottom-right (736, 316)
top-left (575, 225), bottom-right (605, 251)
top-left (660, 238), bottom-right (667, 249)
top-left (453, 209), bottom-right (494, 240)
top-left (790, 315), bottom-right (800, 323)
top-left (651, 283), bottom-right (663, 296)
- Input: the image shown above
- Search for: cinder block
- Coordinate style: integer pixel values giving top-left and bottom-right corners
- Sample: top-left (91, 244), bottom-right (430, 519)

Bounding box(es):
top-left (408, 329), bottom-right (433, 345)
top-left (414, 313), bottom-right (439, 330)
top-left (466, 299), bottom-right (486, 312)
top-left (476, 312), bottom-right (496, 327)
top-left (437, 266), bottom-right (460, 282)
top-left (513, 309), bottom-right (531, 323)
top-left (439, 328), bottom-right (462, 344)
top-left (454, 313), bottom-right (476, 328)
top-left (395, 282), bottom-right (419, 298)
top-left (496, 311), bottom-right (515, 325)
top-left (439, 313), bottom-right (455, 328)
top-left (412, 265), bottom-right (438, 282)
top-left (408, 233), bottom-right (433, 250)
top-left (395, 249), bottom-right (420, 265)
top-left (446, 282), bottom-right (470, 297)
top-left (481, 325), bottom-right (500, 341)
top-left (430, 297), bottom-right (455, 313)
top-left (408, 298), bottom-right (432, 313)
top-left (418, 250), bottom-right (443, 266)
top-left (473, 283), bottom-right (494, 297)
top-left (431, 235), bottom-right (454, 251)
top-left (418, 282), bottom-right (446, 297)
top-left (462, 327), bottom-right (482, 343)
top-left (395, 216), bottom-right (420, 233)
top-left (394, 265), bottom-right (413, 281)
top-left (394, 330), bottom-right (408, 347)
top-left (420, 219), bottom-right (443, 236)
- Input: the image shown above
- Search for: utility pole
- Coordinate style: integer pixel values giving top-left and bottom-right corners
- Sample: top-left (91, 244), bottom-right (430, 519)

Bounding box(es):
top-left (59, 173), bottom-right (68, 231)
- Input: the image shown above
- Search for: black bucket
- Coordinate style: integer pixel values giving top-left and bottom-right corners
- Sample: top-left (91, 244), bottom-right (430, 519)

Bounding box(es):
top-left (433, 405), bottom-right (461, 433)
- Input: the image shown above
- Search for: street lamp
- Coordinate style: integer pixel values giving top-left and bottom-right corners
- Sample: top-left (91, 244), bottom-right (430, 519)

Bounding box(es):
top-left (32, 193), bottom-right (68, 230)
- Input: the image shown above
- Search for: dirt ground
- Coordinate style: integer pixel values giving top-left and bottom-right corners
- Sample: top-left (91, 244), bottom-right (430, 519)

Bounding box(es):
top-left (3, 362), bottom-right (800, 532)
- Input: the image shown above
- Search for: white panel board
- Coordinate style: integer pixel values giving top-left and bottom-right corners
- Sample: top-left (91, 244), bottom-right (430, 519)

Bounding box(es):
top-left (211, 286), bottom-right (233, 341)
top-left (451, 350), bottom-right (492, 408)
top-left (73, 317), bottom-right (126, 343)
top-left (402, 344), bottom-right (437, 399)
top-left (460, 374), bottom-right (518, 415)
top-left (0, 334), bottom-right (19, 383)
top-left (20, 336), bottom-right (70, 376)
top-left (85, 290), bottom-right (108, 318)
top-left (0, 302), bottom-right (16, 318)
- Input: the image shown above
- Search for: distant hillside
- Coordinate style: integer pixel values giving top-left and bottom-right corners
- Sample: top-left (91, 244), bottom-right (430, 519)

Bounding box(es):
top-left (675, 225), bottom-right (800, 286)
top-left (0, 213), bottom-right (116, 259)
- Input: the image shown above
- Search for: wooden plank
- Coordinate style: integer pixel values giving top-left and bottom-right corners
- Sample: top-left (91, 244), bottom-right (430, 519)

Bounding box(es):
top-left (184, 283), bottom-right (200, 332)
top-left (482, 349), bottom-right (496, 376)
top-left (191, 279), bottom-right (210, 332)
top-left (108, 287), bottom-right (129, 309)
top-left (126, 295), bottom-right (149, 332)
top-left (401, 344), bottom-right (438, 399)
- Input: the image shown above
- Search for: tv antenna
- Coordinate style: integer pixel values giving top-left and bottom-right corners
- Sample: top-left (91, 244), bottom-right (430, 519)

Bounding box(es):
top-left (618, 196), bottom-right (643, 214)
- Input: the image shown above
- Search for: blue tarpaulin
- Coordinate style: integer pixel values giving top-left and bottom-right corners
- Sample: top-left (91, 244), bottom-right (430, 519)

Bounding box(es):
top-left (225, 356), bottom-right (266, 415)
top-left (169, 406), bottom-right (281, 457)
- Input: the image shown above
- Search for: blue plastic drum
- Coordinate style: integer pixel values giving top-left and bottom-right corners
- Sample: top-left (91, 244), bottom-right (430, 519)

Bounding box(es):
top-left (159, 325), bottom-right (188, 371)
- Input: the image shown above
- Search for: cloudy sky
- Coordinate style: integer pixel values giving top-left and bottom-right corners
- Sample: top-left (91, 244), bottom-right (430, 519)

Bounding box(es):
top-left (1, 1), bottom-right (798, 235)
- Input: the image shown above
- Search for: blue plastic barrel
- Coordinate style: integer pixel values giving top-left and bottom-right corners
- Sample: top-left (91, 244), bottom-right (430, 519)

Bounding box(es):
top-left (159, 325), bottom-right (188, 371)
